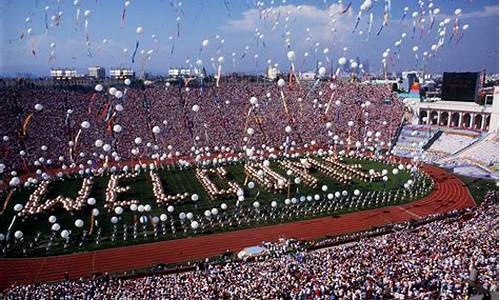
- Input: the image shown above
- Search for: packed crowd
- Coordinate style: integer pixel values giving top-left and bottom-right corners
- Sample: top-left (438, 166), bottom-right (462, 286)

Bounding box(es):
top-left (6, 191), bottom-right (498, 299)
top-left (0, 80), bottom-right (403, 175)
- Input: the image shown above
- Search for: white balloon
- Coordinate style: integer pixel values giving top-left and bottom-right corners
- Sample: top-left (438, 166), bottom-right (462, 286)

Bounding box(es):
top-left (34, 104), bottom-right (43, 111)
top-left (74, 219), bottom-right (84, 228)
top-left (338, 57), bottom-right (347, 65)
top-left (124, 78), bottom-right (131, 86)
top-left (360, 0), bottom-right (373, 12)
top-left (192, 104), bottom-right (200, 112)
top-left (114, 91), bottom-right (123, 98)
top-left (191, 221), bottom-right (199, 229)
top-left (113, 124), bottom-right (122, 133)
top-left (286, 50), bottom-right (296, 61)
top-left (51, 223), bottom-right (61, 231)
top-left (94, 139), bottom-right (103, 147)
top-left (277, 78), bottom-right (286, 87)
top-left (87, 197), bottom-right (96, 205)
top-left (136, 26), bottom-right (144, 34)
top-left (13, 203), bottom-right (23, 212)
top-left (14, 230), bottom-right (23, 239)
top-left (9, 177), bottom-right (20, 186)
top-left (115, 104), bottom-right (124, 112)
top-left (318, 66), bottom-right (326, 76)
top-left (94, 84), bottom-right (103, 92)
top-left (81, 121), bottom-right (90, 129)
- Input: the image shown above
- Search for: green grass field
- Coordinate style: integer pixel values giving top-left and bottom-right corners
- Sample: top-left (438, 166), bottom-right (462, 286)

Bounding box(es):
top-left (0, 156), bottom-right (428, 257)
top-left (457, 175), bottom-right (498, 204)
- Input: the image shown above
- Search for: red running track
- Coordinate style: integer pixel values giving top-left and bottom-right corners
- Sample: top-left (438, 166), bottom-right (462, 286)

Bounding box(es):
top-left (0, 164), bottom-right (475, 289)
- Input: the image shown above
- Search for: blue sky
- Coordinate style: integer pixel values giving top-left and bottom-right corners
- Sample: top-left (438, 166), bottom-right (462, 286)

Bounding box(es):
top-left (0, 0), bottom-right (498, 77)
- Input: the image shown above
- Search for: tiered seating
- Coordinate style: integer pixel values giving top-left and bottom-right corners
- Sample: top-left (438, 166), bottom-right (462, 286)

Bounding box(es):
top-left (392, 125), bottom-right (440, 158)
top-left (425, 130), bottom-right (480, 158)
top-left (454, 134), bottom-right (499, 167)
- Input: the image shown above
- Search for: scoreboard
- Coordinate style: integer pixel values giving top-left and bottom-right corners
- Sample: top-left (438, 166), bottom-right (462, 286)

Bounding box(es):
top-left (441, 72), bottom-right (480, 102)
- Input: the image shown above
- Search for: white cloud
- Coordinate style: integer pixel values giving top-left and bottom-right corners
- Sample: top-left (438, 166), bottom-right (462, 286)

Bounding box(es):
top-left (219, 3), bottom-right (354, 37)
top-left (462, 5), bottom-right (498, 19)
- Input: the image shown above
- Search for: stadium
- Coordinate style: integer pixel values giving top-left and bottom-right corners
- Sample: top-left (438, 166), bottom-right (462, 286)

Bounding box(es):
top-left (0, 0), bottom-right (498, 299)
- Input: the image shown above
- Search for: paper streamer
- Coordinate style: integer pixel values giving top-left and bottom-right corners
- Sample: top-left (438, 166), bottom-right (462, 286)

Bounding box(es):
top-left (121, 8), bottom-right (127, 27)
top-left (74, 128), bottom-right (83, 148)
top-left (340, 2), bottom-right (351, 15)
top-left (353, 11), bottom-right (362, 33)
top-left (29, 39), bottom-right (36, 58)
top-left (0, 190), bottom-right (14, 216)
top-left (376, 7), bottom-right (389, 36)
top-left (366, 13), bottom-right (373, 41)
top-left (76, 8), bottom-right (80, 23)
top-left (412, 20), bottom-right (416, 39)
top-left (131, 40), bottom-right (139, 63)
top-left (85, 19), bottom-right (89, 40)
top-left (22, 113), bottom-right (33, 136)
top-left (45, 11), bottom-right (49, 30)
top-left (65, 111), bottom-right (70, 126)
top-left (280, 90), bottom-right (290, 117)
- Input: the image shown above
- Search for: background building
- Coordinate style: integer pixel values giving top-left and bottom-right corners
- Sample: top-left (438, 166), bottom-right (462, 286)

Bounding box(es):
top-left (50, 68), bottom-right (78, 80)
top-left (300, 71), bottom-right (316, 81)
top-left (266, 66), bottom-right (281, 80)
top-left (402, 70), bottom-right (424, 92)
top-left (168, 67), bottom-right (191, 78)
top-left (88, 66), bottom-right (106, 80)
top-left (110, 67), bottom-right (135, 79)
